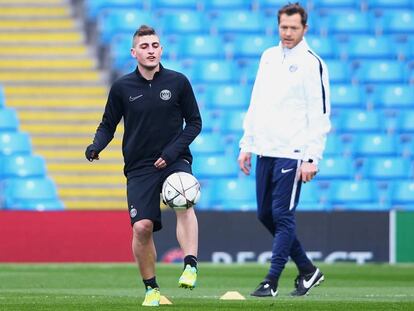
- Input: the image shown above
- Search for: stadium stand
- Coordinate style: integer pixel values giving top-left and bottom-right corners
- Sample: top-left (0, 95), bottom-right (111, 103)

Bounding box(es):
top-left (1, 0), bottom-right (413, 212)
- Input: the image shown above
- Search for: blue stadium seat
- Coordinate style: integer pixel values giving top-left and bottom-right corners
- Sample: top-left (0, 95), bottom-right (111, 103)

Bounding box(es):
top-left (190, 133), bottom-right (225, 155)
top-left (214, 177), bottom-right (256, 211)
top-left (218, 110), bottom-right (246, 134)
top-left (312, 0), bottom-right (361, 9)
top-left (0, 108), bottom-right (18, 132)
top-left (390, 180), bottom-right (414, 206)
top-left (195, 180), bottom-right (215, 210)
top-left (353, 134), bottom-right (397, 156)
top-left (325, 60), bottom-right (351, 83)
top-left (191, 60), bottom-right (240, 83)
top-left (344, 35), bottom-right (395, 59)
top-left (240, 59), bottom-right (260, 84)
top-left (192, 154), bottom-right (238, 178)
top-left (330, 84), bottom-right (365, 108)
top-left (204, 84), bottom-right (251, 109)
top-left (361, 157), bottom-right (412, 180)
top-left (379, 10), bottom-right (414, 33)
top-left (324, 134), bottom-right (347, 156)
top-left (355, 60), bottom-right (406, 84)
top-left (228, 34), bottom-right (276, 58)
top-left (337, 110), bottom-right (383, 132)
top-left (328, 180), bottom-right (379, 205)
top-left (297, 182), bottom-right (327, 211)
top-left (306, 35), bottom-right (336, 58)
top-left (213, 11), bottom-right (267, 34)
top-left (395, 110), bottom-right (414, 132)
top-left (316, 156), bottom-right (355, 179)
top-left (322, 11), bottom-right (373, 34)
top-left (2, 177), bottom-right (63, 210)
top-left (176, 35), bottom-right (223, 59)
top-left (84, 0), bottom-right (144, 21)
top-left (0, 132), bottom-right (31, 156)
top-left (8, 199), bottom-right (65, 211)
top-left (159, 11), bottom-right (209, 34)
top-left (371, 84), bottom-right (414, 109)
top-left (150, 0), bottom-right (201, 9)
top-left (204, 0), bottom-right (252, 10)
top-left (368, 0), bottom-right (414, 9)
top-left (198, 109), bottom-right (219, 132)
top-left (97, 9), bottom-right (155, 43)
top-left (1, 154), bottom-right (46, 178)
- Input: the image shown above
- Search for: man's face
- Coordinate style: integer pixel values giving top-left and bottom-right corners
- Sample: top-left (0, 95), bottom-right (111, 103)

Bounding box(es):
top-left (131, 34), bottom-right (162, 70)
top-left (278, 13), bottom-right (307, 49)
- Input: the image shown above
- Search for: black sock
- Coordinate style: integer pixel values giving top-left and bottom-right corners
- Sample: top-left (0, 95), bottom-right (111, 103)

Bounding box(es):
top-left (299, 264), bottom-right (317, 276)
top-left (264, 274), bottom-right (278, 288)
top-left (184, 255), bottom-right (197, 270)
top-left (143, 276), bottom-right (159, 289)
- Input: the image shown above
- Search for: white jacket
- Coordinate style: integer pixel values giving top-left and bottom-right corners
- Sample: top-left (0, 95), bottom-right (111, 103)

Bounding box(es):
top-left (239, 39), bottom-right (331, 165)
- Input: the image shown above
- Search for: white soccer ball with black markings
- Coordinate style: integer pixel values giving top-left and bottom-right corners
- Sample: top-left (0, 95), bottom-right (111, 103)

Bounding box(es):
top-left (162, 172), bottom-right (200, 210)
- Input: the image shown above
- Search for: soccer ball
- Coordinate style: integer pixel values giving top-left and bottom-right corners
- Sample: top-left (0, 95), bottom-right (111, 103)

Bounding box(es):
top-left (162, 172), bottom-right (201, 210)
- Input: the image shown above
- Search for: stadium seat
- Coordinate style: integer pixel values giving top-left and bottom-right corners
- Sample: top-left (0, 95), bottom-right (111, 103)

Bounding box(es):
top-left (97, 9), bottom-right (155, 43)
top-left (344, 35), bottom-right (395, 59)
top-left (158, 11), bottom-right (209, 34)
top-left (8, 199), bottom-right (65, 211)
top-left (204, 84), bottom-right (251, 109)
top-left (214, 177), bottom-right (256, 210)
top-left (150, 0), bottom-right (201, 9)
top-left (379, 10), bottom-right (414, 33)
top-left (0, 108), bottom-right (19, 132)
top-left (84, 0), bottom-right (144, 21)
top-left (316, 156), bottom-right (355, 179)
top-left (191, 60), bottom-right (240, 83)
top-left (227, 34), bottom-right (277, 58)
top-left (312, 0), bottom-right (361, 9)
top-left (330, 84), bottom-right (365, 108)
top-left (395, 110), bottom-right (414, 132)
top-left (297, 182), bottom-right (325, 211)
top-left (324, 134), bottom-right (347, 156)
top-left (337, 110), bottom-right (383, 132)
top-left (328, 180), bottom-right (379, 205)
top-left (371, 84), bottom-right (414, 109)
top-left (367, 0), bottom-right (414, 9)
top-left (203, 0), bottom-right (252, 10)
top-left (218, 110), bottom-right (246, 134)
top-left (325, 60), bottom-right (351, 83)
top-left (306, 35), bottom-right (336, 58)
top-left (355, 60), bottom-right (406, 84)
top-left (175, 35), bottom-right (223, 59)
top-left (190, 133), bottom-right (225, 155)
top-left (0, 132), bottom-right (31, 156)
top-left (212, 11), bottom-right (267, 34)
top-left (1, 154), bottom-right (46, 178)
top-left (361, 157), bottom-right (412, 180)
top-left (192, 154), bottom-right (238, 178)
top-left (240, 59), bottom-right (260, 84)
top-left (321, 11), bottom-right (373, 34)
top-left (2, 177), bottom-right (62, 210)
top-left (390, 180), bottom-right (414, 206)
top-left (353, 134), bottom-right (397, 156)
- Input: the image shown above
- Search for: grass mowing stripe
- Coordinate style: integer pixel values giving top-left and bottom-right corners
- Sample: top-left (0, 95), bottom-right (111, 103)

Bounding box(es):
top-left (0, 263), bottom-right (413, 310)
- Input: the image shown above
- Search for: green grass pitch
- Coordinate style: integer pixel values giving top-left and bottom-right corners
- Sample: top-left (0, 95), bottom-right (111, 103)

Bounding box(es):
top-left (1, 263), bottom-right (413, 310)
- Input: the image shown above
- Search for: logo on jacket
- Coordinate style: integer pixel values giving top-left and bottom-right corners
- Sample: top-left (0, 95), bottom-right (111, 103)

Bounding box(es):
top-left (160, 89), bottom-right (171, 101)
top-left (289, 64), bottom-right (298, 72)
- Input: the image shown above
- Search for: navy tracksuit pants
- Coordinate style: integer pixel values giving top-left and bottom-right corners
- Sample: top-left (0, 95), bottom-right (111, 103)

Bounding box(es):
top-left (256, 156), bottom-right (314, 281)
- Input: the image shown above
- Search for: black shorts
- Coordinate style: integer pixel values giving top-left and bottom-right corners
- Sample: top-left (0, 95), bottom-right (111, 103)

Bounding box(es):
top-left (127, 159), bottom-right (192, 231)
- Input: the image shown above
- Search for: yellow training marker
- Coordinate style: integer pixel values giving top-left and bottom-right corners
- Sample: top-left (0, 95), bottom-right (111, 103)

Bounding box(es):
top-left (160, 295), bottom-right (172, 305)
top-left (220, 291), bottom-right (246, 300)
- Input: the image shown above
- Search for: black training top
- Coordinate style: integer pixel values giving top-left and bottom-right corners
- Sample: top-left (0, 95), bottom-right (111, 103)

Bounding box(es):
top-left (91, 64), bottom-right (202, 178)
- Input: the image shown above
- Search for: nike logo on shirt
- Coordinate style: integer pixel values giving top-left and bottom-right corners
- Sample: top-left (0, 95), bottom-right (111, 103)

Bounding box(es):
top-left (129, 95), bottom-right (143, 102)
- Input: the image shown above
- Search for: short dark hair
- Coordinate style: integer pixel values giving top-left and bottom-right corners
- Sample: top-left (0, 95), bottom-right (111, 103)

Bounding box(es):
top-left (278, 2), bottom-right (307, 27)
top-left (132, 25), bottom-right (157, 46)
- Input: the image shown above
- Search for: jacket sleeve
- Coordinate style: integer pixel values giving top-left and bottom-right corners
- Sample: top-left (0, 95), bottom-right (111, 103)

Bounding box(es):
top-left (161, 76), bottom-right (202, 163)
top-left (91, 83), bottom-right (124, 153)
top-left (302, 58), bottom-right (331, 164)
top-left (239, 53), bottom-right (265, 153)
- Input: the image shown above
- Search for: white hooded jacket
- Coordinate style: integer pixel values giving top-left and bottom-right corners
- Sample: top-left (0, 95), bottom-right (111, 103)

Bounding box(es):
top-left (239, 38), bottom-right (331, 165)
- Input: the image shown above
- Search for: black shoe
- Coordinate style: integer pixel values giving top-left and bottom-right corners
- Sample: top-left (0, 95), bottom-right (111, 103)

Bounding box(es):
top-left (290, 268), bottom-right (324, 296)
top-left (250, 280), bottom-right (278, 297)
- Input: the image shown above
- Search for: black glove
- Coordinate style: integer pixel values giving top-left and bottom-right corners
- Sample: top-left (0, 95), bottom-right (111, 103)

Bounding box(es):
top-left (85, 144), bottom-right (99, 162)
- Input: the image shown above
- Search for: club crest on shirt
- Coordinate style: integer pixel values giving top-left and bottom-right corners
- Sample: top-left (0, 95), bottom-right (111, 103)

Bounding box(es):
top-left (289, 64), bottom-right (298, 72)
top-left (160, 89), bottom-right (171, 101)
